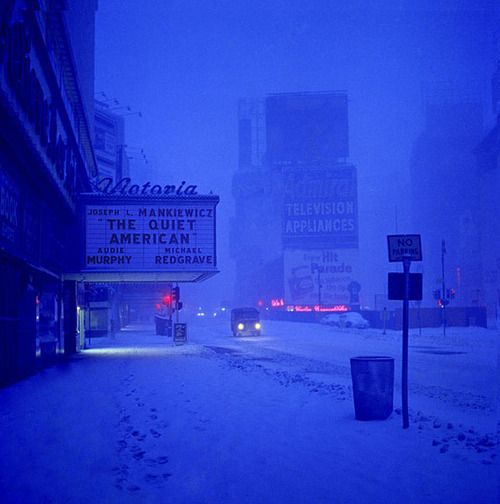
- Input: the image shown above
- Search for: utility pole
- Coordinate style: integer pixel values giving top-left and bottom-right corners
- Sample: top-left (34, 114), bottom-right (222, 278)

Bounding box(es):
top-left (441, 239), bottom-right (447, 337)
top-left (402, 257), bottom-right (410, 429)
top-left (318, 268), bottom-right (322, 307)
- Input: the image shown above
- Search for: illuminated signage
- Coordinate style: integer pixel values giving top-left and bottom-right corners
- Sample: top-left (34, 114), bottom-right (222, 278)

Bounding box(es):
top-left (83, 196), bottom-right (218, 274)
top-left (94, 177), bottom-right (198, 197)
top-left (288, 304), bottom-right (350, 313)
top-left (282, 166), bottom-right (358, 249)
top-left (284, 249), bottom-right (360, 305)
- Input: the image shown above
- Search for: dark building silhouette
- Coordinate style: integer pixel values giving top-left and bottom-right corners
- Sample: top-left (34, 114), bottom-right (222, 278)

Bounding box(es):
top-left (231, 92), bottom-right (360, 309)
top-left (410, 84), bottom-right (485, 310)
top-left (474, 59), bottom-right (500, 326)
top-left (0, 1), bottom-right (98, 385)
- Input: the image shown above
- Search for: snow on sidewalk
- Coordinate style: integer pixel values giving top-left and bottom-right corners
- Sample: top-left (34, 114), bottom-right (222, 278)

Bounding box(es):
top-left (0, 322), bottom-right (497, 504)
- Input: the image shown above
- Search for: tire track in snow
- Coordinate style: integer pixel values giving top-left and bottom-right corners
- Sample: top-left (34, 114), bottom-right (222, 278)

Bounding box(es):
top-left (203, 345), bottom-right (499, 463)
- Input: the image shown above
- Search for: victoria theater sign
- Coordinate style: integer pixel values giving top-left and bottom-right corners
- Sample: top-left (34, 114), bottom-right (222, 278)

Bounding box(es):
top-left (67, 189), bottom-right (219, 282)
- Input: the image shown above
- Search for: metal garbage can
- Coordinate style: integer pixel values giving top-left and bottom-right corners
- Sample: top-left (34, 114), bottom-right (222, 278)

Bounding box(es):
top-left (350, 356), bottom-right (394, 420)
top-left (40, 339), bottom-right (57, 363)
top-left (154, 315), bottom-right (170, 335)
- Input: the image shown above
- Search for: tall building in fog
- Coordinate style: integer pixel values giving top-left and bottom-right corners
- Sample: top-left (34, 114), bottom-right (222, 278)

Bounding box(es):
top-left (409, 84), bottom-right (485, 310)
top-left (231, 92), bottom-right (360, 309)
top-left (475, 57), bottom-right (500, 326)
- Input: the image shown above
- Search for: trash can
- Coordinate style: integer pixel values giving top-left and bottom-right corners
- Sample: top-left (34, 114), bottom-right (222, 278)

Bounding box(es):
top-left (40, 339), bottom-right (57, 363)
top-left (350, 356), bottom-right (394, 420)
top-left (154, 315), bottom-right (170, 335)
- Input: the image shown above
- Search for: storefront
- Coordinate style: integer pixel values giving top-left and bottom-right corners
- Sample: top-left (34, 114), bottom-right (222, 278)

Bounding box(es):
top-left (0, 144), bottom-right (79, 385)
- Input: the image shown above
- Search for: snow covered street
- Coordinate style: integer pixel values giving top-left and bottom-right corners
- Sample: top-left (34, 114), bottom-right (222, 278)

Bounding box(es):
top-left (0, 319), bottom-right (498, 504)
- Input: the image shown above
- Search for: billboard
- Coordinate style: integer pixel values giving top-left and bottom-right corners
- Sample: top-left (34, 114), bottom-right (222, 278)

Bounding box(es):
top-left (282, 165), bottom-right (358, 249)
top-left (77, 195), bottom-right (219, 281)
top-left (266, 92), bottom-right (349, 164)
top-left (284, 249), bottom-right (360, 306)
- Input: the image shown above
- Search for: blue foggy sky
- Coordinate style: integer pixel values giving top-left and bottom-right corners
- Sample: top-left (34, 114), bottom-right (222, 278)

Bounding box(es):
top-left (94, 0), bottom-right (497, 306)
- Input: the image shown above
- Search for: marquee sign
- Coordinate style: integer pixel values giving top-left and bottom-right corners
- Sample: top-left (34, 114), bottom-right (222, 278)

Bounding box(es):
top-left (67, 194), bottom-right (219, 282)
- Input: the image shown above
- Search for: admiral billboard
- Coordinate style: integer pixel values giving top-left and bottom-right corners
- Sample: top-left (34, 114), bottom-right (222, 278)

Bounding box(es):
top-left (282, 165), bottom-right (358, 249)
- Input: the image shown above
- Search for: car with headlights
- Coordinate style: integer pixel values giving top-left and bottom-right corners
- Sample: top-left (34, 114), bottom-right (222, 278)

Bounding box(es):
top-left (230, 307), bottom-right (261, 337)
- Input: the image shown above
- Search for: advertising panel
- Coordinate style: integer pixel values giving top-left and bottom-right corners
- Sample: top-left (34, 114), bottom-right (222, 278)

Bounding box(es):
top-left (266, 92), bottom-right (349, 164)
top-left (284, 249), bottom-right (360, 306)
top-left (83, 196), bottom-right (218, 275)
top-left (282, 165), bottom-right (358, 249)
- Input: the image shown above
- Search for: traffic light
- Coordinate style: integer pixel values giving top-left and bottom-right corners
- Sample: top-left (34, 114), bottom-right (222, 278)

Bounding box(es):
top-left (172, 286), bottom-right (181, 310)
top-left (172, 286), bottom-right (180, 303)
top-left (162, 294), bottom-right (172, 307)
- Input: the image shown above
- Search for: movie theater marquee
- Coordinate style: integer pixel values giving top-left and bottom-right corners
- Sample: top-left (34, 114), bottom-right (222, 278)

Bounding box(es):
top-left (71, 192), bottom-right (219, 282)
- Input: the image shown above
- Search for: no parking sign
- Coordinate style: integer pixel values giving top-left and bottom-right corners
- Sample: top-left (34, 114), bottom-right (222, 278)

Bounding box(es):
top-left (387, 234), bottom-right (422, 262)
top-left (386, 234), bottom-right (422, 430)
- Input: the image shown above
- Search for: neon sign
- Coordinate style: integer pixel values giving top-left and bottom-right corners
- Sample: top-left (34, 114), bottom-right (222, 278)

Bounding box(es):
top-left (289, 304), bottom-right (350, 313)
top-left (94, 177), bottom-right (198, 197)
top-left (271, 300), bottom-right (349, 312)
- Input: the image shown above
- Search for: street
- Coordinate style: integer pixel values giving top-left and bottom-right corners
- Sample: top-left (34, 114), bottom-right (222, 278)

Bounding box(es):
top-left (0, 318), bottom-right (497, 504)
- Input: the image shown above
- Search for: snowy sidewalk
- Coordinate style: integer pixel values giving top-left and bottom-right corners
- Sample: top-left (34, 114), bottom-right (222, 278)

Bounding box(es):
top-left (0, 322), bottom-right (497, 504)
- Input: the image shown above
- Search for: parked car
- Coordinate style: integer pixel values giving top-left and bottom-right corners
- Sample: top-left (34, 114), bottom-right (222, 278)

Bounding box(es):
top-left (320, 311), bottom-right (370, 329)
top-left (230, 307), bottom-right (261, 337)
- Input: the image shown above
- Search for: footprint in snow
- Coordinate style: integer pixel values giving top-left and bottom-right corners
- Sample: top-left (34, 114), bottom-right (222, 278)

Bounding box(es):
top-left (132, 430), bottom-right (146, 441)
top-left (145, 455), bottom-right (169, 467)
top-left (133, 450), bottom-right (146, 461)
top-left (144, 473), bottom-right (161, 484)
top-left (112, 464), bottom-right (129, 477)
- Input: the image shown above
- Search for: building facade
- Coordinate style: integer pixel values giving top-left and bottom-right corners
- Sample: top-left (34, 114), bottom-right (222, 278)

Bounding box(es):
top-left (94, 99), bottom-right (129, 184)
top-left (231, 91), bottom-right (360, 310)
top-left (475, 60), bottom-right (500, 326)
top-left (409, 85), bottom-right (485, 310)
top-left (0, 0), bottom-right (97, 385)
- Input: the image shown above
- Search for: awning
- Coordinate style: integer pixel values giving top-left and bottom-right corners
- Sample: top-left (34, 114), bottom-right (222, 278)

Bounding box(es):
top-left (63, 270), bottom-right (219, 283)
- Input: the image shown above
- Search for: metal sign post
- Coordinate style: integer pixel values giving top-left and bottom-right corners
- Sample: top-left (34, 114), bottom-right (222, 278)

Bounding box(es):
top-left (441, 240), bottom-right (447, 337)
top-left (401, 257), bottom-right (410, 429)
top-left (387, 234), bottom-right (423, 429)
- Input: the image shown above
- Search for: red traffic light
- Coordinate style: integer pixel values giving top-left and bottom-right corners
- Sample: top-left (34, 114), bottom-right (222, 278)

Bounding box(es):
top-left (172, 286), bottom-right (180, 302)
top-left (162, 294), bottom-right (172, 306)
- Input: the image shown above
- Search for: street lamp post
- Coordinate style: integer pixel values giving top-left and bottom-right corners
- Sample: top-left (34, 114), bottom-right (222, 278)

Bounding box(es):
top-left (441, 239), bottom-right (447, 337)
